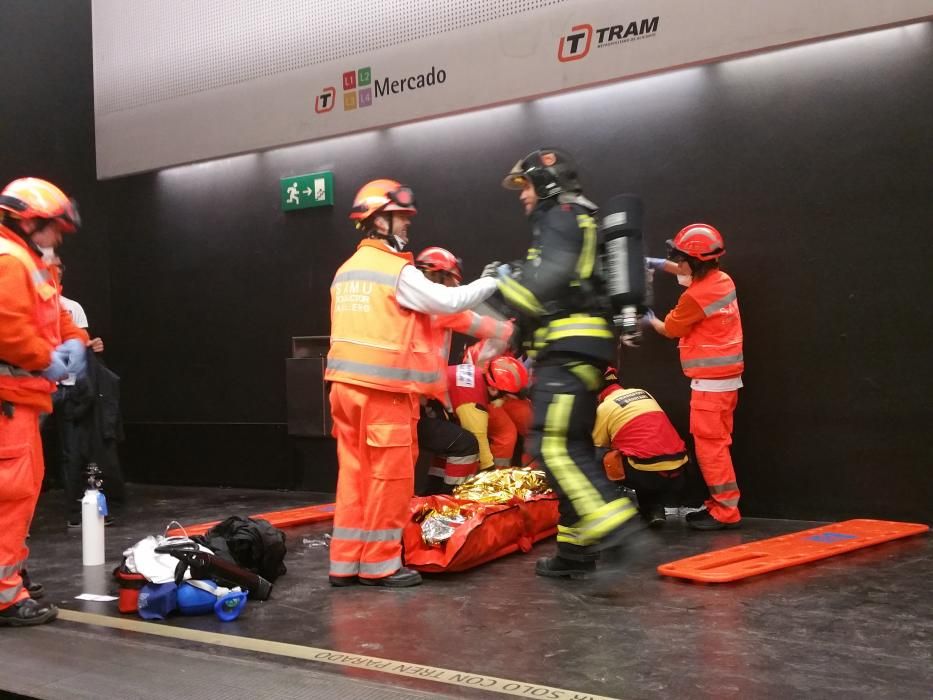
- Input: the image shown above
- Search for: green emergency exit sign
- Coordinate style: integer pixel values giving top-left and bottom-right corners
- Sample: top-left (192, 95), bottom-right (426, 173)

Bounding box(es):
top-left (280, 171), bottom-right (334, 211)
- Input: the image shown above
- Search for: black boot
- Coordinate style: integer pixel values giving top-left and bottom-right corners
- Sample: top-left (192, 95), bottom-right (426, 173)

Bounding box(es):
top-left (359, 567), bottom-right (422, 588)
top-left (19, 569), bottom-right (44, 599)
top-left (535, 556), bottom-right (596, 579)
top-left (641, 505), bottom-right (667, 529)
top-left (0, 598), bottom-right (58, 627)
top-left (686, 508), bottom-right (741, 530)
top-left (328, 575), bottom-right (358, 587)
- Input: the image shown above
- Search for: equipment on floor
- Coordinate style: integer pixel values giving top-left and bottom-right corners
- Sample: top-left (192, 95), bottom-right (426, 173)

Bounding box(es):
top-left (166, 502), bottom-right (335, 537)
top-left (155, 543), bottom-right (274, 601)
top-left (81, 463), bottom-right (107, 566)
top-left (177, 580), bottom-right (248, 621)
top-left (658, 519), bottom-right (929, 583)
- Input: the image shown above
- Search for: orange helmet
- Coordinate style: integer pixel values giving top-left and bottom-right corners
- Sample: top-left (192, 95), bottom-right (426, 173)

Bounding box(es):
top-left (667, 224), bottom-right (724, 262)
top-left (416, 246), bottom-right (462, 282)
top-left (349, 179), bottom-right (417, 224)
top-left (0, 178), bottom-right (80, 233)
top-left (484, 356), bottom-right (529, 394)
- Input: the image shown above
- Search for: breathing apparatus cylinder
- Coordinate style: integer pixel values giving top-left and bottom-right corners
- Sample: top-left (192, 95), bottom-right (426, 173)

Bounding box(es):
top-left (599, 194), bottom-right (646, 335)
top-left (81, 463), bottom-right (106, 566)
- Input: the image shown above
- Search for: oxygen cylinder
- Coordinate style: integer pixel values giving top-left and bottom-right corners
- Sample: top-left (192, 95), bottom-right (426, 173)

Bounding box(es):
top-left (599, 194), bottom-right (646, 333)
top-left (81, 463), bottom-right (106, 566)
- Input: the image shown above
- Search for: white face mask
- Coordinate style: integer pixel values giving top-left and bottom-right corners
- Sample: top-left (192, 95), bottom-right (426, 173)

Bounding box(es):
top-left (37, 245), bottom-right (55, 257)
top-left (677, 274), bottom-right (693, 287)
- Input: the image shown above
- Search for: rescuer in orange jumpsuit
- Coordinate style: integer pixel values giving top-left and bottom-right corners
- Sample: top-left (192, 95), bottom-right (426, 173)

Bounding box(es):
top-left (325, 180), bottom-right (500, 587)
top-left (0, 178), bottom-right (87, 626)
top-left (645, 224), bottom-right (744, 530)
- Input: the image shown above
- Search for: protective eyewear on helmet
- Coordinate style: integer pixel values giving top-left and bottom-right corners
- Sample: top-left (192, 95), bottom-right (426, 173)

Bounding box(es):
top-left (388, 186), bottom-right (415, 208)
top-left (665, 239), bottom-right (687, 262)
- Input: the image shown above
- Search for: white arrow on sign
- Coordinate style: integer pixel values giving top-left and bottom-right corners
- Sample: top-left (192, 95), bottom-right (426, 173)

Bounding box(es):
top-left (303, 187), bottom-right (313, 196)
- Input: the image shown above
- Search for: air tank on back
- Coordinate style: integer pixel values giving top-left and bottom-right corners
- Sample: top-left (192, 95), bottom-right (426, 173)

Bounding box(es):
top-left (599, 194), bottom-right (646, 335)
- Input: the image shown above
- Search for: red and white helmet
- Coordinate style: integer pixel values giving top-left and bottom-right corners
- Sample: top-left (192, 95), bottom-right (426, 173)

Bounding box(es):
top-left (349, 179), bottom-right (417, 224)
top-left (415, 246), bottom-right (462, 282)
top-left (0, 177), bottom-right (80, 233)
top-left (667, 223), bottom-right (724, 261)
top-left (484, 356), bottom-right (529, 394)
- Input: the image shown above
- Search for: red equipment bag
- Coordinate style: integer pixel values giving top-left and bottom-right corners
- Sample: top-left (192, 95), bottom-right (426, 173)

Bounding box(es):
top-left (402, 494), bottom-right (559, 572)
top-left (112, 560), bottom-right (148, 614)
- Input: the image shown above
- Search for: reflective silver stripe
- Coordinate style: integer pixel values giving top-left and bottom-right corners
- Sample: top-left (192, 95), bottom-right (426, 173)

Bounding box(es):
top-left (0, 362), bottom-right (35, 378)
top-left (0, 562), bottom-right (24, 579)
top-left (445, 454), bottom-right (478, 465)
top-left (495, 321), bottom-right (510, 339)
top-left (427, 466), bottom-right (446, 478)
top-left (331, 270), bottom-right (398, 287)
top-left (703, 290), bottom-right (737, 316)
top-left (467, 314), bottom-right (483, 336)
top-left (359, 556), bottom-right (402, 577)
top-left (332, 526), bottom-right (402, 543)
top-left (681, 353), bottom-right (744, 369)
top-left (326, 358), bottom-right (441, 385)
top-left (0, 584), bottom-right (23, 603)
top-left (709, 481), bottom-right (739, 495)
top-left (444, 475), bottom-right (469, 485)
top-left (716, 497), bottom-right (740, 507)
top-left (329, 560), bottom-right (360, 576)
top-left (547, 322), bottom-right (609, 333)
top-left (493, 457), bottom-right (511, 467)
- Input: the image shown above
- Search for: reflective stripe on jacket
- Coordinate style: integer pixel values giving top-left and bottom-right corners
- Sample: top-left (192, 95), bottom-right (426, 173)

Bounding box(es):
top-left (678, 271), bottom-right (744, 379)
top-left (325, 239), bottom-right (441, 394)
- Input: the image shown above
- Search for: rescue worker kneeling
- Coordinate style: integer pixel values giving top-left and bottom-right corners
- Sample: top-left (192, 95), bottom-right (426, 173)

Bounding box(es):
top-left (326, 180), bottom-right (498, 588)
top-left (592, 368), bottom-right (688, 528)
top-left (491, 149), bottom-right (640, 579)
top-left (414, 247), bottom-right (514, 494)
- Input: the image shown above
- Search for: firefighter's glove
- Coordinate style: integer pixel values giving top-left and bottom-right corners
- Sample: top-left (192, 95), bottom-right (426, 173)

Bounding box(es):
top-left (41, 349), bottom-right (70, 381)
top-left (481, 261), bottom-right (503, 278)
top-left (646, 257), bottom-right (667, 271)
top-left (60, 338), bottom-right (88, 378)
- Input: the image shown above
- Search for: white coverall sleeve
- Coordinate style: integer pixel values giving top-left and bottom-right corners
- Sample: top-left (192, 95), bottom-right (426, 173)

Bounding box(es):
top-left (396, 265), bottom-right (498, 315)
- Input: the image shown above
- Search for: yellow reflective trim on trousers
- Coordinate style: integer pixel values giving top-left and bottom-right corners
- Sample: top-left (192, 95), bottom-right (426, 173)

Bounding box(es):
top-left (577, 498), bottom-right (638, 541)
top-left (568, 362), bottom-right (603, 391)
top-left (541, 394), bottom-right (605, 515)
top-left (498, 276), bottom-right (545, 315)
top-left (575, 214), bottom-right (598, 280)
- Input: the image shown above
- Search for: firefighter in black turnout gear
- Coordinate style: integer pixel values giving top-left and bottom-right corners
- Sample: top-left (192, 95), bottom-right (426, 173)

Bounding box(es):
top-left (488, 149), bottom-right (639, 578)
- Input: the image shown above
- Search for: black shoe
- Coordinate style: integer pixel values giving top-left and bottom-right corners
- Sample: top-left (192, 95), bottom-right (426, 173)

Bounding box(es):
top-left (686, 509), bottom-right (741, 531)
top-left (329, 575), bottom-right (358, 587)
top-left (0, 598), bottom-right (58, 627)
top-left (19, 570), bottom-right (44, 600)
top-left (358, 567), bottom-right (422, 588)
top-left (535, 556), bottom-right (596, 580)
top-left (641, 505), bottom-right (667, 529)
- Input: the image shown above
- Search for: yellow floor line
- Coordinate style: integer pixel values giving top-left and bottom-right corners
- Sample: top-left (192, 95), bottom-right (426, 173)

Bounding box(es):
top-left (58, 609), bottom-right (620, 700)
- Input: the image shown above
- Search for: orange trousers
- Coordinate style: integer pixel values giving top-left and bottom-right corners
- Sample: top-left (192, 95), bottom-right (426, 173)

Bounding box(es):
top-left (690, 389), bottom-right (740, 523)
top-left (0, 404), bottom-right (44, 611)
top-left (500, 397), bottom-right (534, 466)
top-left (328, 383), bottom-right (418, 581)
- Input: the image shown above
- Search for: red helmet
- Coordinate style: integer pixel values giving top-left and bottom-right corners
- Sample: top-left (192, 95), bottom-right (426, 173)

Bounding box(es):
top-left (668, 223), bottom-right (724, 261)
top-left (415, 246), bottom-right (462, 282)
top-left (484, 356), bottom-right (529, 394)
top-left (0, 178), bottom-right (80, 233)
top-left (349, 179), bottom-right (417, 223)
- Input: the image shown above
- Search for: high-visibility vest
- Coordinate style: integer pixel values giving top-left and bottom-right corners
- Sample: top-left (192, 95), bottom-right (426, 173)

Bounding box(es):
top-left (430, 311), bottom-right (512, 399)
top-left (325, 239), bottom-right (441, 394)
top-left (594, 387), bottom-right (687, 471)
top-left (446, 364), bottom-right (487, 410)
top-left (678, 271), bottom-right (744, 379)
top-left (0, 230), bottom-right (60, 396)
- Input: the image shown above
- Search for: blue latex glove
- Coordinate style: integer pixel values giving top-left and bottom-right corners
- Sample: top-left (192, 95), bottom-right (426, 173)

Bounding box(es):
top-left (41, 349), bottom-right (70, 381)
top-left (59, 338), bottom-right (88, 378)
top-left (646, 257), bottom-right (667, 271)
top-left (640, 309), bottom-right (657, 328)
top-left (496, 264), bottom-right (512, 278)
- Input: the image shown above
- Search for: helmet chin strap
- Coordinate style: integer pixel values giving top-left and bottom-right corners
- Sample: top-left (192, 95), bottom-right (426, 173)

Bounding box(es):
top-left (367, 212), bottom-right (406, 251)
top-left (3, 216), bottom-right (45, 257)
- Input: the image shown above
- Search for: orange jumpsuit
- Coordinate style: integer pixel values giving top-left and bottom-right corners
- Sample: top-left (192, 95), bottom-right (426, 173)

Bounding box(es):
top-left (0, 227), bottom-right (87, 611)
top-left (663, 270), bottom-right (743, 524)
top-left (325, 240), bottom-right (443, 582)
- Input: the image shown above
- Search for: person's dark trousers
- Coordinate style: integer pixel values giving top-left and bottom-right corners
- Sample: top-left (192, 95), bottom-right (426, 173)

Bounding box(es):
top-left (416, 414), bottom-right (479, 495)
top-left (52, 386), bottom-right (87, 523)
top-left (624, 465), bottom-right (685, 514)
top-left (528, 357), bottom-right (630, 561)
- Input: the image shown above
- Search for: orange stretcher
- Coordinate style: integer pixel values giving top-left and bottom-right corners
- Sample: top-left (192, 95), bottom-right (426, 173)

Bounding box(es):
top-left (658, 519), bottom-right (929, 583)
top-left (166, 503), bottom-right (336, 537)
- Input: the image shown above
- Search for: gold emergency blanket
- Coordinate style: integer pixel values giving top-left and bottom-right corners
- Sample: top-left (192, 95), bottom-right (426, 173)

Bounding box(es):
top-left (419, 468), bottom-right (552, 545)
